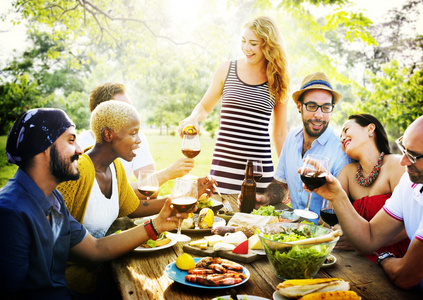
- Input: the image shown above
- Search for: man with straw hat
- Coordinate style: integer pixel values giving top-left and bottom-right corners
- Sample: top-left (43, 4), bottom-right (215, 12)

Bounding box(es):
top-left (255, 72), bottom-right (351, 222)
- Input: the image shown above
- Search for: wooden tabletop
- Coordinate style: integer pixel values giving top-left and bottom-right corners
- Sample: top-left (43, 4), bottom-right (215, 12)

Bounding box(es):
top-left (111, 194), bottom-right (422, 300)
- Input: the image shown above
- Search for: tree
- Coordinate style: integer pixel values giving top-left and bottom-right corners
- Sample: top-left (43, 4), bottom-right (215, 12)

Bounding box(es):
top-left (0, 31), bottom-right (93, 134)
top-left (344, 61), bottom-right (423, 138)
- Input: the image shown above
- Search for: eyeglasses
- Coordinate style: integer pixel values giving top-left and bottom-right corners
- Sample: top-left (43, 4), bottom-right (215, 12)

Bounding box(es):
top-left (301, 102), bottom-right (334, 113)
top-left (396, 136), bottom-right (423, 164)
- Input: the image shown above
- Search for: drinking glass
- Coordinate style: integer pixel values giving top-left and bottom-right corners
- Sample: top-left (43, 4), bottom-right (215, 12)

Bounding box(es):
top-left (181, 134), bottom-right (201, 159)
top-left (294, 154), bottom-right (329, 220)
top-left (320, 199), bottom-right (338, 227)
top-left (166, 177), bottom-right (198, 242)
top-left (252, 160), bottom-right (263, 182)
top-left (137, 171), bottom-right (159, 200)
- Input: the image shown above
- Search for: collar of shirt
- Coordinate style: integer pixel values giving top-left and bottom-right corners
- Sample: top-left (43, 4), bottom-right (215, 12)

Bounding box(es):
top-left (412, 183), bottom-right (423, 205)
top-left (294, 125), bottom-right (334, 148)
top-left (15, 168), bottom-right (54, 216)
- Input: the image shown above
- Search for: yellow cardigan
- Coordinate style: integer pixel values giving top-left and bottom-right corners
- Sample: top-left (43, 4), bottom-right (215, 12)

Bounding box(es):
top-left (57, 153), bottom-right (140, 293)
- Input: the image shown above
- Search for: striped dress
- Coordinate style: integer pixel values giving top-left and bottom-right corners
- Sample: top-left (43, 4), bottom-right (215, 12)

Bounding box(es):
top-left (210, 60), bottom-right (276, 194)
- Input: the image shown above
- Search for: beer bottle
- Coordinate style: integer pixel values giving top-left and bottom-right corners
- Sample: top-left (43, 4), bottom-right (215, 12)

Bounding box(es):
top-left (240, 161), bottom-right (256, 213)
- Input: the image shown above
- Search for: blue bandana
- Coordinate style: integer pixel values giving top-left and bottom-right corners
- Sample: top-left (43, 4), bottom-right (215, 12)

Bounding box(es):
top-left (6, 108), bottom-right (74, 165)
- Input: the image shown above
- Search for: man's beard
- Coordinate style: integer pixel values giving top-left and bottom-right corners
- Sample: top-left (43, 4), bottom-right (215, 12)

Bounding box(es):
top-left (303, 118), bottom-right (329, 138)
top-left (50, 144), bottom-right (80, 182)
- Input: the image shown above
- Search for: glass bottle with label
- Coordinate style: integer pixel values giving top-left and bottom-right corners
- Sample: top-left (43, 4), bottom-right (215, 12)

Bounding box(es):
top-left (240, 161), bottom-right (256, 213)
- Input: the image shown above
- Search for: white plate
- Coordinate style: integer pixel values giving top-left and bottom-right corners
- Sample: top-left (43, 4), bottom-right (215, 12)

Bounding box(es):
top-left (213, 295), bottom-right (270, 300)
top-left (133, 238), bottom-right (177, 252)
top-left (321, 254), bottom-right (337, 268)
top-left (273, 291), bottom-right (289, 300)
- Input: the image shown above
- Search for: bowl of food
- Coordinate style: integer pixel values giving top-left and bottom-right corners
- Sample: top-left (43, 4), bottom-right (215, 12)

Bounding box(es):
top-left (258, 223), bottom-right (339, 280)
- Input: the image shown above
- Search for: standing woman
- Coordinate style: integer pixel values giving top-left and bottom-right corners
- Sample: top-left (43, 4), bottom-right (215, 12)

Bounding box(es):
top-left (178, 16), bottom-right (290, 194)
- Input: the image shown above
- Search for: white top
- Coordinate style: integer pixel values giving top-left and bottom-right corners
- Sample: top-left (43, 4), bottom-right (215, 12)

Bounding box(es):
top-left (77, 129), bottom-right (155, 180)
top-left (384, 173), bottom-right (423, 243)
top-left (83, 163), bottom-right (119, 238)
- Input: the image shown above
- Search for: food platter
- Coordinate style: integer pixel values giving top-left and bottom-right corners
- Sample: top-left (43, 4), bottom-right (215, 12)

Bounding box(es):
top-left (165, 258), bottom-right (250, 289)
top-left (181, 215), bottom-right (226, 232)
top-left (213, 295), bottom-right (270, 300)
top-left (134, 215), bottom-right (226, 233)
top-left (133, 238), bottom-right (177, 253)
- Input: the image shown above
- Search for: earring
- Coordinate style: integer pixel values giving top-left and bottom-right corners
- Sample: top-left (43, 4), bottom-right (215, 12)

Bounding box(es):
top-left (369, 133), bottom-right (373, 137)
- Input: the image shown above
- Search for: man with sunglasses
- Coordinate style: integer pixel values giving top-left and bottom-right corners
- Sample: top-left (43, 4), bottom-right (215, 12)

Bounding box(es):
top-left (255, 72), bottom-right (351, 222)
top-left (312, 116), bottom-right (423, 290)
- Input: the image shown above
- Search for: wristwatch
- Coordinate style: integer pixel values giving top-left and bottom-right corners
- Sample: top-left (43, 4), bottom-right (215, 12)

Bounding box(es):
top-left (377, 251), bottom-right (396, 266)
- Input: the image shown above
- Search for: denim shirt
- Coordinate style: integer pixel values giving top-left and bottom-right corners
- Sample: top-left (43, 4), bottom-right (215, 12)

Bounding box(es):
top-left (274, 126), bottom-right (352, 222)
top-left (0, 169), bottom-right (87, 299)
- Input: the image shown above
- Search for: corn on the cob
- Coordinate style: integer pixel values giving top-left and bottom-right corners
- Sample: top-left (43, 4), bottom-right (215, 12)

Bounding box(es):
top-left (299, 291), bottom-right (360, 300)
top-left (276, 278), bottom-right (350, 299)
top-left (279, 278), bottom-right (343, 288)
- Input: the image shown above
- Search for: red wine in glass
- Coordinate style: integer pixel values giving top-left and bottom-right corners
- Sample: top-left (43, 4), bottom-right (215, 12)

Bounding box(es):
top-left (172, 197), bottom-right (197, 212)
top-left (138, 186), bottom-right (159, 198)
top-left (181, 149), bottom-right (201, 158)
top-left (300, 171), bottom-right (328, 190)
top-left (320, 208), bottom-right (338, 227)
top-left (253, 174), bottom-right (263, 182)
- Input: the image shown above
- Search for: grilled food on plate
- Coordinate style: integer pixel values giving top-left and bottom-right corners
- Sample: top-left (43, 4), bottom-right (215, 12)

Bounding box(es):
top-left (276, 278), bottom-right (351, 298)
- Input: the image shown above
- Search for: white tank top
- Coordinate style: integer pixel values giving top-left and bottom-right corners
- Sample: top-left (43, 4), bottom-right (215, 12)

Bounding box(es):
top-left (83, 163), bottom-right (119, 238)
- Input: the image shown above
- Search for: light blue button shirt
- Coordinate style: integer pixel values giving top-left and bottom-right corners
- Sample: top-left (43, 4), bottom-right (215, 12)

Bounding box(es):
top-left (274, 125), bottom-right (352, 223)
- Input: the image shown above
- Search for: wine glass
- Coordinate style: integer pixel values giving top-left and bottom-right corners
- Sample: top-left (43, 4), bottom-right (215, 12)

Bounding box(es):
top-left (320, 199), bottom-right (338, 228)
top-left (294, 154), bottom-right (329, 220)
top-left (166, 177), bottom-right (198, 242)
top-left (181, 134), bottom-right (201, 159)
top-left (137, 171), bottom-right (159, 200)
top-left (251, 160), bottom-right (263, 182)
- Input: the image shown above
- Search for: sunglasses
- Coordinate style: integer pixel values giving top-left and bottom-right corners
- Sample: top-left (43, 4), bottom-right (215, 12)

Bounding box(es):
top-left (395, 136), bottom-right (423, 164)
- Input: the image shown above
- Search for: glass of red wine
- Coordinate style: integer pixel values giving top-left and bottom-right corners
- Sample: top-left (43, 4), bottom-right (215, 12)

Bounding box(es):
top-left (246, 160), bottom-right (263, 182)
top-left (181, 134), bottom-right (201, 178)
top-left (166, 177), bottom-right (198, 242)
top-left (294, 154), bottom-right (329, 220)
top-left (320, 199), bottom-right (338, 228)
top-left (137, 171), bottom-right (159, 200)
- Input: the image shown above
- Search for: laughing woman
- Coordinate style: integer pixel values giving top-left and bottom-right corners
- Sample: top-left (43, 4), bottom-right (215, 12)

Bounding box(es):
top-left (57, 101), bottom-right (214, 297)
top-left (336, 114), bottom-right (410, 262)
top-left (177, 16), bottom-right (290, 194)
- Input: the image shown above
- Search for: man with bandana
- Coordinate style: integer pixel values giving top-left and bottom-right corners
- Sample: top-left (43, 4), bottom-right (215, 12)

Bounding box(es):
top-left (254, 72), bottom-right (351, 222)
top-left (0, 108), bottom-right (194, 299)
top-left (311, 116), bottom-right (423, 291)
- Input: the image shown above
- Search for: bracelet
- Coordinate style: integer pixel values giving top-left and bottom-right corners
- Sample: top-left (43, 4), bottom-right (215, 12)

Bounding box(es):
top-left (144, 220), bottom-right (158, 240)
top-left (150, 218), bottom-right (160, 236)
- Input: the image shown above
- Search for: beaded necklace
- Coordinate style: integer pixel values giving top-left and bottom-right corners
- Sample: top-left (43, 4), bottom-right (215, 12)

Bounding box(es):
top-left (356, 152), bottom-right (385, 187)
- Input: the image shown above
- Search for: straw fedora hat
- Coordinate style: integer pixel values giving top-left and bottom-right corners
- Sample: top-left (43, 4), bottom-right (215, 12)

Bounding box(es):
top-left (292, 72), bottom-right (342, 104)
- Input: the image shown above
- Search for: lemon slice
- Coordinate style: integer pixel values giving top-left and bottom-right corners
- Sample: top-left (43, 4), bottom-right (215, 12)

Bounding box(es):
top-left (175, 253), bottom-right (195, 270)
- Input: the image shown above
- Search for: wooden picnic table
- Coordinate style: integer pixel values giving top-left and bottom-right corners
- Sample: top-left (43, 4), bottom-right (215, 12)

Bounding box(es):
top-left (111, 194), bottom-right (422, 300)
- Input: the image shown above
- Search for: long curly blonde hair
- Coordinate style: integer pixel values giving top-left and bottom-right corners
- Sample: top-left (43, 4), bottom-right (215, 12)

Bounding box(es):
top-left (245, 16), bottom-right (290, 104)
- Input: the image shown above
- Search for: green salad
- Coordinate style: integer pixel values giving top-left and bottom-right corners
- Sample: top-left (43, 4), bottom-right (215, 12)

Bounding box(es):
top-left (260, 225), bottom-right (331, 279)
top-left (251, 205), bottom-right (280, 216)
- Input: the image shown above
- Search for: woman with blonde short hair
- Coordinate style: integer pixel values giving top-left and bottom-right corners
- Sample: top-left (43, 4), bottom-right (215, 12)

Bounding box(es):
top-left (178, 16), bottom-right (290, 194)
top-left (58, 101), bottom-right (215, 297)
